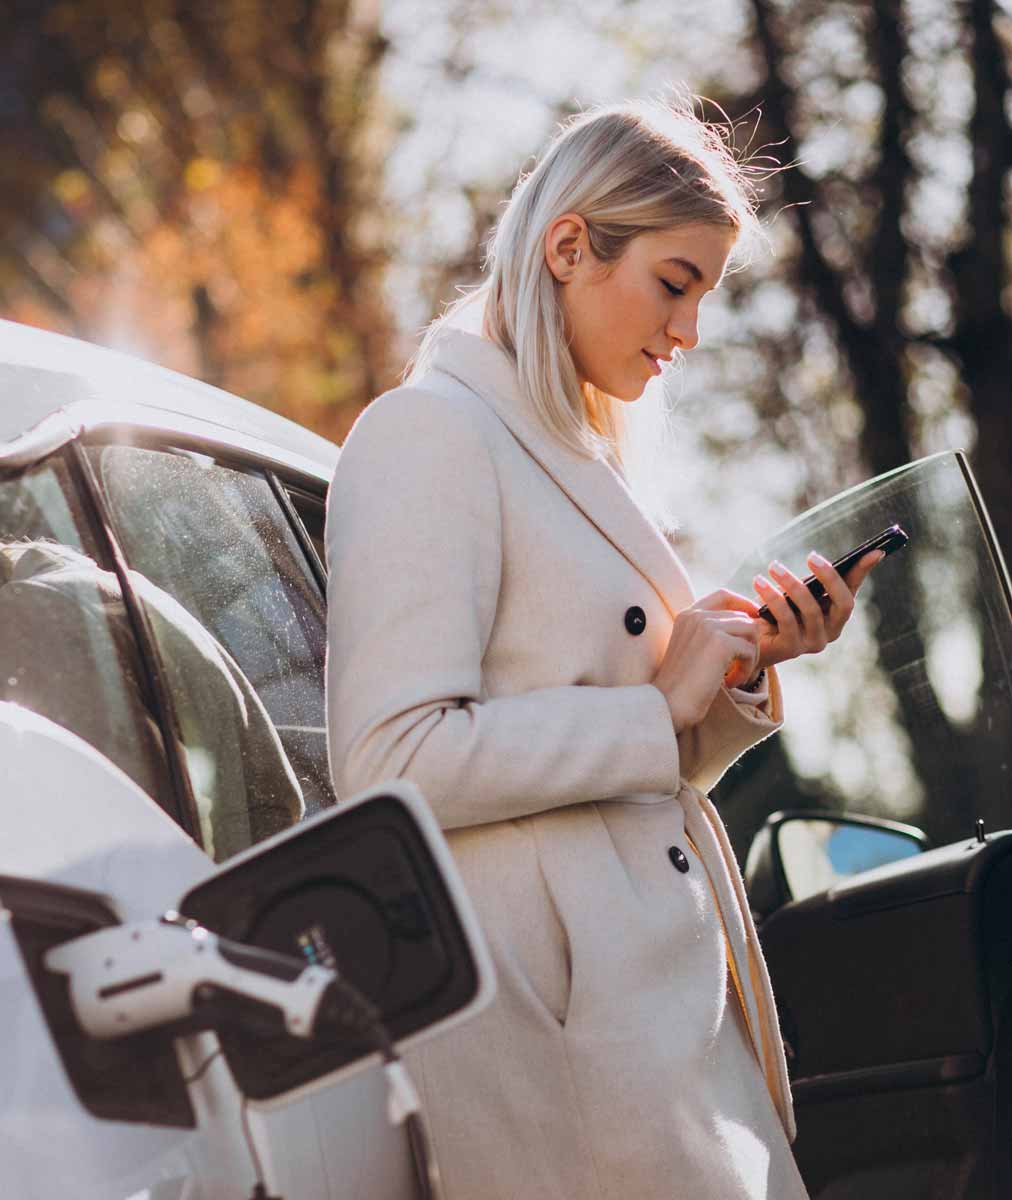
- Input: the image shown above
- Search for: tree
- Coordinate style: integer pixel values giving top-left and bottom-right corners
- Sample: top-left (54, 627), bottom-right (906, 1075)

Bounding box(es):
top-left (705, 0), bottom-right (1012, 845)
top-left (0, 0), bottom-right (397, 441)
top-left (744, 0), bottom-right (1012, 555)
top-left (373, 0), bottom-right (1012, 852)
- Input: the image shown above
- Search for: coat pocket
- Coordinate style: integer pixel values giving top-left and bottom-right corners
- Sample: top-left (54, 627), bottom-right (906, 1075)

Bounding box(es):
top-left (527, 820), bottom-right (573, 1028)
top-left (445, 816), bottom-right (573, 1028)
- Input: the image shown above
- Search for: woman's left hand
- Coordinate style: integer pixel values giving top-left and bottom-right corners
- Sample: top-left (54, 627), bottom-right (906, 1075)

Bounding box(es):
top-left (751, 548), bottom-right (884, 673)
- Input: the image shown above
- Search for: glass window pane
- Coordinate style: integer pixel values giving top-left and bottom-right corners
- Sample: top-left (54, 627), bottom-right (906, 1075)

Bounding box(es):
top-left (287, 488), bottom-right (327, 569)
top-left (0, 457), bottom-right (178, 815)
top-left (90, 445), bottom-right (334, 861)
top-left (719, 451), bottom-right (1012, 862)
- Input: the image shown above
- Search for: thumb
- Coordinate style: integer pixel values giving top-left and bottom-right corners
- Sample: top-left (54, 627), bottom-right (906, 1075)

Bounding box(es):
top-left (695, 587), bottom-right (761, 617)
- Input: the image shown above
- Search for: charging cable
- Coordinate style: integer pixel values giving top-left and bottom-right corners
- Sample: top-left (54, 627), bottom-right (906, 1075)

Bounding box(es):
top-left (44, 914), bottom-right (442, 1200)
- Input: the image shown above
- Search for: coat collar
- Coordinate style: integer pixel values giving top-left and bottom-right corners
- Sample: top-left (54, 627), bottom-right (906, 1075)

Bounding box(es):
top-left (427, 329), bottom-right (692, 617)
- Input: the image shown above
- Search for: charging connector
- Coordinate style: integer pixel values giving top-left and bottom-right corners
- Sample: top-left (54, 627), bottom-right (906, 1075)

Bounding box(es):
top-left (44, 914), bottom-right (443, 1200)
top-left (44, 914), bottom-right (334, 1040)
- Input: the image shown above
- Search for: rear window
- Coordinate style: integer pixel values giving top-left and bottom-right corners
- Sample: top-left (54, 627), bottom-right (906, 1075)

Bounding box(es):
top-left (0, 457), bottom-right (178, 816)
top-left (88, 444), bottom-right (334, 861)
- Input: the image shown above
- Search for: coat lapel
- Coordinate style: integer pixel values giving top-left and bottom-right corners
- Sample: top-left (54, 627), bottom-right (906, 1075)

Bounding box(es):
top-left (428, 330), bottom-right (693, 618)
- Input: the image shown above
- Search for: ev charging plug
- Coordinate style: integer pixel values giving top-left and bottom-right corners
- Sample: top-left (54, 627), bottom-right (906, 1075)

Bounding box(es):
top-left (44, 912), bottom-right (338, 1041)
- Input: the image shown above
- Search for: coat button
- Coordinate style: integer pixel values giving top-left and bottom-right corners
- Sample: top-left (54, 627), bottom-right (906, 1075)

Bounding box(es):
top-left (668, 846), bottom-right (690, 873)
top-left (624, 606), bottom-right (646, 636)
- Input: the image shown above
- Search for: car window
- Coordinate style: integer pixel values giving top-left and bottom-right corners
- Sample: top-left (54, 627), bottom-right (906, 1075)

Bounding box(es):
top-left (0, 456), bottom-right (179, 817)
top-left (89, 445), bottom-right (335, 861)
top-left (717, 451), bottom-right (1012, 863)
top-left (285, 486), bottom-right (327, 572)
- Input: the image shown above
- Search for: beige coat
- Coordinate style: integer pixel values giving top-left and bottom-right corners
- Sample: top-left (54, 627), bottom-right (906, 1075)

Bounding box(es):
top-left (325, 329), bottom-right (806, 1200)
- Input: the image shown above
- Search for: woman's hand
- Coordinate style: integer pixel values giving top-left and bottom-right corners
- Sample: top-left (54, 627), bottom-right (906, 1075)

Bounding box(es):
top-left (752, 549), bottom-right (884, 672)
top-left (652, 590), bottom-right (762, 733)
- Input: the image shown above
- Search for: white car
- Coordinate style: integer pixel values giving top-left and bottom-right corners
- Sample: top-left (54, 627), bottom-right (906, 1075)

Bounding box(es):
top-left (6, 315), bottom-right (1012, 1199)
top-left (0, 318), bottom-right (493, 1200)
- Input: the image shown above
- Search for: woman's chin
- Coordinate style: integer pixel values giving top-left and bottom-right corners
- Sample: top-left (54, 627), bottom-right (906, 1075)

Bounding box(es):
top-left (596, 373), bottom-right (648, 403)
top-left (616, 380), bottom-right (650, 403)
top-left (582, 368), bottom-right (649, 403)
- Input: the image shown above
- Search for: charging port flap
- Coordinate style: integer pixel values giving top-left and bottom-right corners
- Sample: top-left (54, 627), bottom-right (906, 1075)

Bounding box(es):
top-left (177, 782), bottom-right (495, 1105)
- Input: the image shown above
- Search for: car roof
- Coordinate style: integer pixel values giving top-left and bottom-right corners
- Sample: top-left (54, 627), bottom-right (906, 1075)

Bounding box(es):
top-left (0, 319), bottom-right (340, 479)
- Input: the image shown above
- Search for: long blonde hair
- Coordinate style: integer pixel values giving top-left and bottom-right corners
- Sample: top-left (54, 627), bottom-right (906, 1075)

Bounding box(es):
top-left (406, 92), bottom-right (767, 528)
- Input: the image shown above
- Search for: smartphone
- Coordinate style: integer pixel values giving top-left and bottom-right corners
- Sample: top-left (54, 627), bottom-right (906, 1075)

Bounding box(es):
top-left (756, 524), bottom-right (909, 624)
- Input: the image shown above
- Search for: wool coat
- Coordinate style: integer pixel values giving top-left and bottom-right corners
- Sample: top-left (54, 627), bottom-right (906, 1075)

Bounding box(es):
top-left (325, 328), bottom-right (808, 1200)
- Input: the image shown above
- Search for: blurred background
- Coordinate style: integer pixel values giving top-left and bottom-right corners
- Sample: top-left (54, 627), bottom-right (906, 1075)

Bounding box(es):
top-left (2, 0), bottom-right (1011, 852)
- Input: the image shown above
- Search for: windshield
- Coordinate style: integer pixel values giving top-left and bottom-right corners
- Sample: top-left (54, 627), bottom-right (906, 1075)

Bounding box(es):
top-left (715, 451), bottom-right (1012, 860)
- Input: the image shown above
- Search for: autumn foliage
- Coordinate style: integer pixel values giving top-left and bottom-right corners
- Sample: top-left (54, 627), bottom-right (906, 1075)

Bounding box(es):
top-left (1, 0), bottom-right (397, 443)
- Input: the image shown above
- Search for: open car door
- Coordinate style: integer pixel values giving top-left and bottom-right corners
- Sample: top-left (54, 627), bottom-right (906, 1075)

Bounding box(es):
top-left (717, 451), bottom-right (1012, 1199)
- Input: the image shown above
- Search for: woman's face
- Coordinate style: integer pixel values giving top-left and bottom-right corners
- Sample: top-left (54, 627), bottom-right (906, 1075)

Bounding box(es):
top-left (554, 222), bottom-right (737, 401)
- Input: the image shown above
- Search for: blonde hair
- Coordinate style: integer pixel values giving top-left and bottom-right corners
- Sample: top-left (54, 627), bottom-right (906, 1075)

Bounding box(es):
top-left (406, 91), bottom-right (769, 527)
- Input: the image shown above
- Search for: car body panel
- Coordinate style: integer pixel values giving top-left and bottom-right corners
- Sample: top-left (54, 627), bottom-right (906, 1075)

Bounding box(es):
top-left (5, 319), bottom-right (1012, 1197)
top-left (0, 321), bottom-right (427, 1200)
top-left (0, 702), bottom-right (430, 1200)
top-left (0, 320), bottom-right (340, 479)
top-left (0, 703), bottom-right (242, 1200)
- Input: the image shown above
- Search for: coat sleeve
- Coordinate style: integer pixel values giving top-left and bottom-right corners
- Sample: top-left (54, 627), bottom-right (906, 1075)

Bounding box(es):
top-left (325, 386), bottom-right (680, 830)
top-left (677, 669), bottom-right (784, 796)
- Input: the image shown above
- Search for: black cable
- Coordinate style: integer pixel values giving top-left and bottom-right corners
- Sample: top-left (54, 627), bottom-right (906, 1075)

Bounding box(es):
top-left (405, 1110), bottom-right (442, 1200)
top-left (188, 1041), bottom-right (282, 1199)
top-left (183, 1047), bottom-right (223, 1084)
top-left (315, 978), bottom-right (443, 1200)
top-left (240, 1095), bottom-right (265, 1182)
top-left (240, 1094), bottom-right (286, 1200)
top-left (178, 950), bottom-right (439, 1198)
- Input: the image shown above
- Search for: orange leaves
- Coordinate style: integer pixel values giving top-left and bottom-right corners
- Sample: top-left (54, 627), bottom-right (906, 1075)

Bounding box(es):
top-left (184, 158), bottom-right (224, 193)
top-left (2, 0), bottom-right (397, 443)
top-left (52, 170), bottom-right (94, 214)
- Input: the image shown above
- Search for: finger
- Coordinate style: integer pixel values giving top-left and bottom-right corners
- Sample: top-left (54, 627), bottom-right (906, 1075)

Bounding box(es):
top-left (753, 574), bottom-right (801, 640)
top-left (841, 548), bottom-right (885, 594)
top-left (695, 588), bottom-right (762, 616)
top-left (754, 574), bottom-right (804, 664)
top-left (807, 552), bottom-right (854, 638)
top-left (768, 559), bottom-right (827, 649)
top-left (722, 638), bottom-right (760, 688)
top-left (712, 612), bottom-right (762, 642)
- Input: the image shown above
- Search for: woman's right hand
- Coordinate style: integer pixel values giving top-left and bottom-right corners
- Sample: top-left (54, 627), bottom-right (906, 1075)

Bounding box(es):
top-left (652, 590), bottom-right (762, 733)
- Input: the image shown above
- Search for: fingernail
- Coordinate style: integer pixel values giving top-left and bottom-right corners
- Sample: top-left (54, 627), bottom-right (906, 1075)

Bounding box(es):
top-left (809, 551), bottom-right (829, 566)
top-left (754, 574), bottom-right (773, 591)
top-left (770, 561), bottom-right (787, 576)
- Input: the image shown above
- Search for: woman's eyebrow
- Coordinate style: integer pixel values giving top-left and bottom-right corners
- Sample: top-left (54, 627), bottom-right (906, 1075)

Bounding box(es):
top-left (663, 256), bottom-right (703, 282)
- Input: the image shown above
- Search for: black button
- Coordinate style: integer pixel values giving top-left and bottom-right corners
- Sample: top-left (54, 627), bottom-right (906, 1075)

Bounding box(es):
top-left (624, 606), bottom-right (646, 636)
top-left (668, 846), bottom-right (690, 873)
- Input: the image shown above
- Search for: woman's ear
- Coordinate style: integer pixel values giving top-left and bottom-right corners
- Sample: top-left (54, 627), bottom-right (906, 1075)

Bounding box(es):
top-left (544, 213), bottom-right (587, 283)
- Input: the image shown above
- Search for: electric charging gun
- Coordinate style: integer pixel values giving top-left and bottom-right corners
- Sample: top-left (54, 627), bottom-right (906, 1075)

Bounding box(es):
top-left (43, 911), bottom-right (421, 1124)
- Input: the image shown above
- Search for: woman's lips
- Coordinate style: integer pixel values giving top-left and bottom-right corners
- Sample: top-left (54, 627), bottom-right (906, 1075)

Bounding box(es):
top-left (642, 350), bottom-right (661, 376)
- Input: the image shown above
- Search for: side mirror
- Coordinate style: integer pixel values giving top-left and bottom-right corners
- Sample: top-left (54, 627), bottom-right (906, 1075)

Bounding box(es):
top-left (745, 810), bottom-right (928, 924)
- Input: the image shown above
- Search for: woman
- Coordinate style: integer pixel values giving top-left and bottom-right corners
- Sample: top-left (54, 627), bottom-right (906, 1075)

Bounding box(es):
top-left (325, 97), bottom-right (880, 1200)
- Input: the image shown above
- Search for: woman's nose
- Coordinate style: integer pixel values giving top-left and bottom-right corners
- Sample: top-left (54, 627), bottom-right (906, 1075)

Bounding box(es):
top-left (667, 306), bottom-right (700, 352)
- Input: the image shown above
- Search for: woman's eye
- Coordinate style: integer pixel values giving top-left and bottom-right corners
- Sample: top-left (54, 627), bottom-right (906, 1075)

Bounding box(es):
top-left (661, 280), bottom-right (685, 298)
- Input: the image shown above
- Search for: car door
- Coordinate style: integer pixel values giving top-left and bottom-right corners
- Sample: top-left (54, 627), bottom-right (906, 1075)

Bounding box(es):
top-left (0, 429), bottom-right (420, 1199)
top-left (79, 435), bottom-right (422, 1199)
top-left (0, 449), bottom-right (240, 1200)
top-left (712, 450), bottom-right (1012, 1198)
